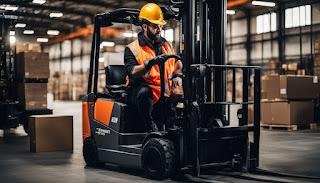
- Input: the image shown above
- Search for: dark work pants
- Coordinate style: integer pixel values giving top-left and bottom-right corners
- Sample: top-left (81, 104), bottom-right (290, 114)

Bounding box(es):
top-left (128, 85), bottom-right (175, 131)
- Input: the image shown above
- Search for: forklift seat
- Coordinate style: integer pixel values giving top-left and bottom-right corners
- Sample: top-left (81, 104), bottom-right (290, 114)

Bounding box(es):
top-left (105, 65), bottom-right (127, 99)
top-left (105, 65), bottom-right (127, 90)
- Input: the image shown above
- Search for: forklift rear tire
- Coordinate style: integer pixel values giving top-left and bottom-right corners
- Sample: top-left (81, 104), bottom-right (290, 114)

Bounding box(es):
top-left (83, 138), bottom-right (104, 167)
top-left (142, 138), bottom-right (175, 180)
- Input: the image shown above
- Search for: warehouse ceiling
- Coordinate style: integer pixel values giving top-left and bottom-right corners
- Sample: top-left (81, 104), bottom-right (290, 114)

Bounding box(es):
top-left (0, 0), bottom-right (305, 38)
top-left (1, 0), bottom-right (167, 35)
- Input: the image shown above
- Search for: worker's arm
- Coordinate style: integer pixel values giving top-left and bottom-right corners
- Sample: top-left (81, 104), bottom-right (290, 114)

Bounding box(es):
top-left (173, 60), bottom-right (183, 77)
top-left (124, 47), bottom-right (148, 78)
top-left (131, 64), bottom-right (148, 77)
top-left (125, 48), bottom-right (170, 78)
top-left (130, 55), bottom-right (165, 77)
top-left (133, 58), bottom-right (183, 78)
top-left (132, 54), bottom-right (170, 77)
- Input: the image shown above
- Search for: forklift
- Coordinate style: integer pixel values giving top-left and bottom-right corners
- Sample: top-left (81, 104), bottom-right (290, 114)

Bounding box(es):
top-left (0, 14), bottom-right (23, 134)
top-left (0, 13), bottom-right (52, 135)
top-left (82, 0), bottom-right (261, 180)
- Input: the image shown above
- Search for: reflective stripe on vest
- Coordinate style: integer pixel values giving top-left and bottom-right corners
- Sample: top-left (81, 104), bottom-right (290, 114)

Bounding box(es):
top-left (127, 40), bottom-right (176, 104)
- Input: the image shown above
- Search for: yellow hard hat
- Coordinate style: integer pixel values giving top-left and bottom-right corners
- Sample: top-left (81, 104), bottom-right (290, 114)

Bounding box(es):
top-left (139, 3), bottom-right (166, 26)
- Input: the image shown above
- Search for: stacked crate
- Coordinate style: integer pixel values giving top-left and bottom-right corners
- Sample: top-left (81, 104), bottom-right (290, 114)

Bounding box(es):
top-left (48, 72), bottom-right (89, 101)
top-left (16, 52), bottom-right (49, 110)
top-left (261, 75), bottom-right (319, 130)
top-left (72, 73), bottom-right (88, 100)
top-left (266, 60), bottom-right (280, 75)
top-left (281, 63), bottom-right (298, 75)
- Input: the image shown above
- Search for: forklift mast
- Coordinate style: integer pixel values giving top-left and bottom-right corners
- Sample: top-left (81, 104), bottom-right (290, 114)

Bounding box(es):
top-left (0, 14), bottom-right (17, 102)
top-left (176, 0), bottom-right (261, 175)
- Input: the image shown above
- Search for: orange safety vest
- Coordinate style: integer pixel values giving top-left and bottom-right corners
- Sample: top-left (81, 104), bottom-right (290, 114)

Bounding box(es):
top-left (127, 40), bottom-right (176, 104)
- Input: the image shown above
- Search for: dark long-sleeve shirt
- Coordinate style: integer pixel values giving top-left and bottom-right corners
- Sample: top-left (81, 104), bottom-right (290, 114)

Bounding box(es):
top-left (124, 32), bottom-right (165, 86)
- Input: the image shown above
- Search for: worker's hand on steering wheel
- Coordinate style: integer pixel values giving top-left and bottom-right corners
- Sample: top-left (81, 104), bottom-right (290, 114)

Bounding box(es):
top-left (144, 54), bottom-right (168, 71)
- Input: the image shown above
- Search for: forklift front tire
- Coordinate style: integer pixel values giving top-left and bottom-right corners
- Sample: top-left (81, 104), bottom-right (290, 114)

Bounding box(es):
top-left (142, 138), bottom-right (175, 180)
top-left (83, 138), bottom-right (104, 167)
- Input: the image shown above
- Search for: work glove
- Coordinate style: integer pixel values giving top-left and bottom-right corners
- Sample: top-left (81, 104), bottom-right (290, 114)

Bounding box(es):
top-left (144, 54), bottom-right (168, 71)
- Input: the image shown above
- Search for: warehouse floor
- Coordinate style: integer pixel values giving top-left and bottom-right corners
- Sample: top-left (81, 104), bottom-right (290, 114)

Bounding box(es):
top-left (0, 101), bottom-right (320, 183)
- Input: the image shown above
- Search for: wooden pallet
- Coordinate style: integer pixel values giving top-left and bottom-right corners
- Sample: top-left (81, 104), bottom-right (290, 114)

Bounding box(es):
top-left (261, 123), bottom-right (317, 131)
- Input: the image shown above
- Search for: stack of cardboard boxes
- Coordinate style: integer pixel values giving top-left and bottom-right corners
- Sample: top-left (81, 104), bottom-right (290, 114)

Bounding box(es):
top-left (261, 75), bottom-right (319, 129)
top-left (48, 72), bottom-right (89, 101)
top-left (48, 61), bottom-right (105, 101)
top-left (266, 60), bottom-right (280, 75)
top-left (265, 59), bottom-right (306, 76)
top-left (226, 70), bottom-right (255, 102)
top-left (16, 46), bottom-right (49, 110)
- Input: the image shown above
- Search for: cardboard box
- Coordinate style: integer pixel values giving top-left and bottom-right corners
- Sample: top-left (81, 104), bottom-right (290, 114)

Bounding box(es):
top-left (315, 66), bottom-right (320, 77)
top-left (18, 83), bottom-right (47, 110)
top-left (315, 56), bottom-right (320, 68)
top-left (280, 75), bottom-right (319, 99)
top-left (261, 100), bottom-right (272, 123)
top-left (262, 75), bottom-right (319, 100)
top-left (16, 43), bottom-right (41, 53)
top-left (261, 100), bottom-right (314, 126)
top-left (248, 105), bottom-right (254, 124)
top-left (261, 75), bottom-right (281, 99)
top-left (282, 63), bottom-right (298, 71)
top-left (267, 60), bottom-right (280, 70)
top-left (29, 115), bottom-right (73, 153)
top-left (16, 52), bottom-right (49, 80)
top-left (315, 39), bottom-right (320, 54)
top-left (297, 69), bottom-right (305, 76)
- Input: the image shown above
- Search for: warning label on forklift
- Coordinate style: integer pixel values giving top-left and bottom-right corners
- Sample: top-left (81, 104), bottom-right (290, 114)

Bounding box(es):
top-left (111, 117), bottom-right (118, 124)
top-left (95, 128), bottom-right (110, 136)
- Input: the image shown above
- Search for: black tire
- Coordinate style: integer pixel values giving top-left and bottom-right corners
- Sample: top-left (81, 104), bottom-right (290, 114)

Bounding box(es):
top-left (142, 138), bottom-right (175, 180)
top-left (83, 138), bottom-right (104, 167)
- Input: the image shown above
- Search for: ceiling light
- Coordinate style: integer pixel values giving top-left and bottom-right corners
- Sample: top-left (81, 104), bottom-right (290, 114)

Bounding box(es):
top-left (49, 12), bottom-right (63, 18)
top-left (4, 5), bottom-right (19, 11)
top-left (47, 30), bottom-right (60, 35)
top-left (37, 38), bottom-right (48, 43)
top-left (9, 36), bottom-right (16, 45)
top-left (226, 10), bottom-right (236, 15)
top-left (9, 31), bottom-right (15, 36)
top-left (100, 41), bottom-right (115, 47)
top-left (15, 23), bottom-right (26, 28)
top-left (34, 10), bottom-right (41, 14)
top-left (252, 1), bottom-right (276, 7)
top-left (122, 32), bottom-right (137, 38)
top-left (23, 30), bottom-right (34, 35)
top-left (32, 0), bottom-right (46, 5)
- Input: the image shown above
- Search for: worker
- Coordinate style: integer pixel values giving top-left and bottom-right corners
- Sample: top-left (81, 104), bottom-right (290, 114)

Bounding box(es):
top-left (124, 3), bottom-right (183, 132)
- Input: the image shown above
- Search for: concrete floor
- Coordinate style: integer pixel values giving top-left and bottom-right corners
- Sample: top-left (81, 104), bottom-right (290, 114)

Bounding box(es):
top-left (0, 101), bottom-right (320, 183)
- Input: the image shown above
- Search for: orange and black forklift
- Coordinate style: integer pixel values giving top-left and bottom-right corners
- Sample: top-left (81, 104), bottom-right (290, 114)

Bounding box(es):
top-left (82, 0), bottom-right (261, 180)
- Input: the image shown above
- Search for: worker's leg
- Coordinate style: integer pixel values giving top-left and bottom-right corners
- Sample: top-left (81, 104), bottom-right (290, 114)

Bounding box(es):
top-left (165, 97), bottom-right (177, 129)
top-left (152, 100), bottom-right (164, 130)
top-left (129, 85), bottom-right (159, 132)
top-left (152, 97), bottom-right (177, 130)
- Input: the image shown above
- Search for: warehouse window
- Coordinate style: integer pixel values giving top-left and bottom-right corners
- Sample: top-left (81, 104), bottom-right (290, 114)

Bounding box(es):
top-left (256, 12), bottom-right (277, 34)
top-left (285, 5), bottom-right (311, 28)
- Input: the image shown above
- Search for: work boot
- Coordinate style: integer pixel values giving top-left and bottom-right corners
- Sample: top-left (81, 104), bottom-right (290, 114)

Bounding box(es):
top-left (148, 121), bottom-right (159, 132)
